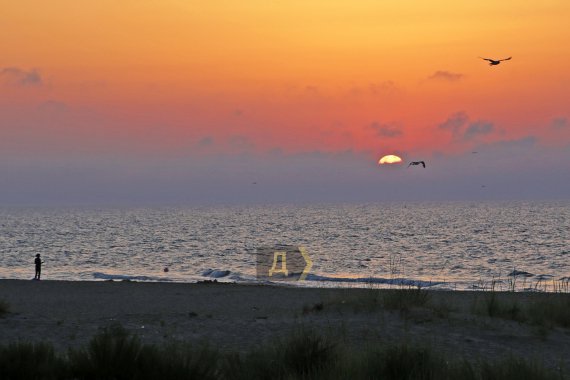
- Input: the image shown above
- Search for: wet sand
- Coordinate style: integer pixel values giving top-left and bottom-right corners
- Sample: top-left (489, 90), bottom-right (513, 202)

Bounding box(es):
top-left (1, 280), bottom-right (569, 369)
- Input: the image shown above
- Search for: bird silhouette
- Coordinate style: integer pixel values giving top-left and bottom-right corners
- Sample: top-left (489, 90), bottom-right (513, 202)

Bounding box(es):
top-left (479, 56), bottom-right (512, 66)
top-left (408, 161), bottom-right (426, 168)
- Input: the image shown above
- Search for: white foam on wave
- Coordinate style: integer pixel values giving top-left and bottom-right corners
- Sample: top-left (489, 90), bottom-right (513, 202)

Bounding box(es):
top-left (93, 272), bottom-right (172, 282)
top-left (198, 268), bottom-right (445, 288)
top-left (304, 274), bottom-right (444, 288)
top-left (201, 269), bottom-right (231, 278)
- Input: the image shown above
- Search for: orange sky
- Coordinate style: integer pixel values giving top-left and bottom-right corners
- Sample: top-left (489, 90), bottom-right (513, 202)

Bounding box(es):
top-left (2, 0), bottom-right (570, 159)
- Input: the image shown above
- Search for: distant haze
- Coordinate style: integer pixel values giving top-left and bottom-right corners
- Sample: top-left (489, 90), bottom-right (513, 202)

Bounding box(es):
top-left (1, 144), bottom-right (568, 205)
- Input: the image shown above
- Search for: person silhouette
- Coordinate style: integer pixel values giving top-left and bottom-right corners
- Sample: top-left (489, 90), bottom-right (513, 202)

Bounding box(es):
top-left (34, 254), bottom-right (44, 280)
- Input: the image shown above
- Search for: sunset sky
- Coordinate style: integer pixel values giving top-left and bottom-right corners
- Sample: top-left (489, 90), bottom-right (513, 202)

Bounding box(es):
top-left (1, 0), bottom-right (569, 204)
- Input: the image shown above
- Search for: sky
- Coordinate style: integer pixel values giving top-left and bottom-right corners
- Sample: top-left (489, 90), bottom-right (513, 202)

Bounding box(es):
top-left (1, 0), bottom-right (569, 204)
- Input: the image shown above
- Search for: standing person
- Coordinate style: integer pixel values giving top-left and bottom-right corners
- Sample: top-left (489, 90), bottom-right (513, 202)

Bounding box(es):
top-left (34, 254), bottom-right (43, 280)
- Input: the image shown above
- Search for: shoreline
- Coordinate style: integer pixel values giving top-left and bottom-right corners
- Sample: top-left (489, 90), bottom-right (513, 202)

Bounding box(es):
top-left (1, 279), bottom-right (570, 370)
top-left (1, 275), bottom-right (567, 293)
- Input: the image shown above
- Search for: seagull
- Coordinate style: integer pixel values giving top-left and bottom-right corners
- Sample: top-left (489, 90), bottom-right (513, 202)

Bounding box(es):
top-left (408, 161), bottom-right (426, 168)
top-left (479, 56), bottom-right (512, 66)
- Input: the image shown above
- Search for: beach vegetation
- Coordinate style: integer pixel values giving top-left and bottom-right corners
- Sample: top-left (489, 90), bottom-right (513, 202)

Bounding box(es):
top-left (372, 344), bottom-right (450, 379)
top-left (0, 341), bottom-right (66, 380)
top-left (279, 328), bottom-right (337, 376)
top-left (68, 324), bottom-right (220, 380)
top-left (337, 344), bottom-right (563, 380)
top-left (477, 291), bottom-right (524, 322)
top-left (428, 298), bottom-right (456, 318)
top-left (68, 324), bottom-right (144, 379)
top-left (302, 301), bottom-right (324, 315)
top-left (478, 356), bottom-right (565, 380)
top-left (319, 288), bottom-right (382, 313)
top-left (0, 327), bottom-right (566, 380)
top-left (315, 286), bottom-right (450, 320)
top-left (553, 279), bottom-right (570, 293)
top-left (224, 328), bottom-right (337, 379)
top-left (382, 286), bottom-right (431, 313)
top-left (526, 294), bottom-right (570, 328)
top-left (473, 291), bottom-right (570, 329)
top-left (322, 286), bottom-right (432, 315)
top-left (0, 299), bottom-right (9, 317)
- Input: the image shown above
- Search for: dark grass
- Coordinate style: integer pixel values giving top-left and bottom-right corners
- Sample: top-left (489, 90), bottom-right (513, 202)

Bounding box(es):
top-left (0, 299), bottom-right (9, 318)
top-left (476, 292), bottom-right (525, 322)
top-left (474, 292), bottom-right (570, 329)
top-left (302, 301), bottom-right (325, 315)
top-left (67, 324), bottom-right (220, 380)
top-left (0, 341), bottom-right (67, 380)
top-left (0, 325), bottom-right (565, 380)
top-left (526, 294), bottom-right (570, 328)
top-left (321, 286), bottom-right (431, 315)
top-left (224, 328), bottom-right (337, 380)
top-left (313, 286), bottom-right (569, 331)
top-left (323, 288), bottom-right (383, 313)
top-left (478, 356), bottom-right (565, 380)
top-left (382, 286), bottom-right (431, 313)
top-left (375, 344), bottom-right (450, 380)
top-left (324, 286), bottom-right (569, 331)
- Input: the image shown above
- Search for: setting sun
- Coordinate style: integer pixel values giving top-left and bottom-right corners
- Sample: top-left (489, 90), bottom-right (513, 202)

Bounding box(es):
top-left (378, 155), bottom-right (403, 165)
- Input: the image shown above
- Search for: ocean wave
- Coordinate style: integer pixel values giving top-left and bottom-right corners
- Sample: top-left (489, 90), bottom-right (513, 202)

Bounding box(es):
top-left (93, 272), bottom-right (172, 282)
top-left (304, 274), bottom-right (443, 287)
top-left (508, 270), bottom-right (534, 277)
top-left (198, 269), bottom-right (443, 288)
top-left (202, 269), bottom-right (231, 278)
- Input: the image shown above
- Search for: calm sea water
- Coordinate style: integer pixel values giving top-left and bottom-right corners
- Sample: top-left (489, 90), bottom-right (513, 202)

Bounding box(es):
top-left (0, 201), bottom-right (568, 291)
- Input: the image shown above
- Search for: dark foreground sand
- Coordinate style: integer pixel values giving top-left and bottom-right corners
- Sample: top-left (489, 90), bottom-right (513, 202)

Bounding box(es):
top-left (1, 280), bottom-right (570, 369)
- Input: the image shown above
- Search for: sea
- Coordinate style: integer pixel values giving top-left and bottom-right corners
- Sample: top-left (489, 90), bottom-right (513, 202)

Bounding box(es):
top-left (0, 201), bottom-right (568, 291)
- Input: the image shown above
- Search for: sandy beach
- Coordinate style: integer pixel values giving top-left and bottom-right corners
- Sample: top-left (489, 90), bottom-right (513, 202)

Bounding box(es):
top-left (1, 280), bottom-right (570, 370)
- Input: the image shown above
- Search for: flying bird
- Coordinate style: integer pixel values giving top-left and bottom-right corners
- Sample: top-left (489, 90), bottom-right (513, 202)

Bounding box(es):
top-left (408, 161), bottom-right (426, 168)
top-left (479, 56), bottom-right (512, 66)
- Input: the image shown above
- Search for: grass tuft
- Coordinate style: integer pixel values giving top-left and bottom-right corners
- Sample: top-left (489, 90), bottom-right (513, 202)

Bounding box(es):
top-left (68, 324), bottom-right (145, 379)
top-left (480, 356), bottom-right (564, 380)
top-left (527, 294), bottom-right (570, 328)
top-left (68, 324), bottom-right (220, 380)
top-left (383, 286), bottom-right (431, 313)
top-left (302, 302), bottom-right (324, 315)
top-left (0, 341), bottom-right (66, 379)
top-left (280, 329), bottom-right (337, 376)
top-left (223, 328), bottom-right (337, 379)
top-left (380, 345), bottom-right (448, 380)
top-left (0, 299), bottom-right (9, 318)
top-left (480, 292), bottom-right (524, 322)
top-left (474, 291), bottom-right (570, 329)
